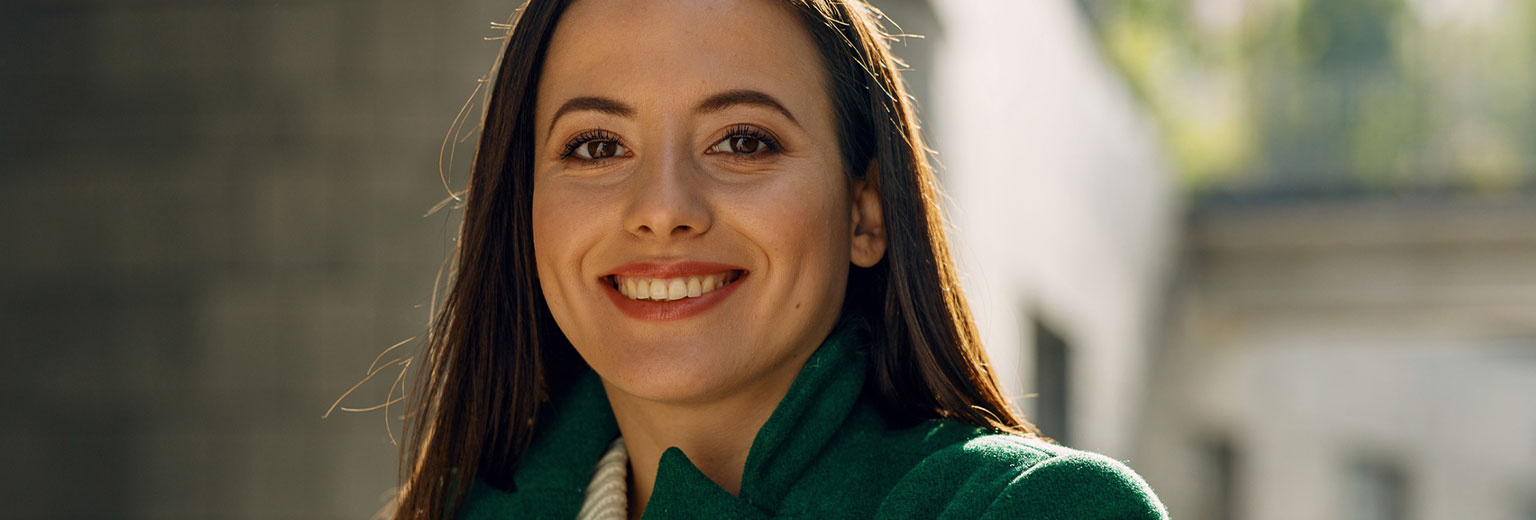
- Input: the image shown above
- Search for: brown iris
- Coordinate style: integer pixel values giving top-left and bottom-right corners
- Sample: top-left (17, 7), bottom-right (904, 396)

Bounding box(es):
top-left (586, 140), bottom-right (618, 159)
top-left (728, 136), bottom-right (764, 154)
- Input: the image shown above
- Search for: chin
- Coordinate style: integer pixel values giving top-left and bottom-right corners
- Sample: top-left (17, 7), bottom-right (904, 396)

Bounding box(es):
top-left (580, 339), bottom-right (749, 404)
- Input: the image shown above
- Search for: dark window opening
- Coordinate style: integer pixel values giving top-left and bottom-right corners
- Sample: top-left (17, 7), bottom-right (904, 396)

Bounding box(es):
top-left (1202, 435), bottom-right (1240, 520)
top-left (1343, 455), bottom-right (1409, 520)
top-left (1030, 318), bottom-right (1071, 446)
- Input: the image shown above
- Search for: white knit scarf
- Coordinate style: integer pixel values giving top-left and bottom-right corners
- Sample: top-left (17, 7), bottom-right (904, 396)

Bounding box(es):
top-left (576, 437), bottom-right (629, 520)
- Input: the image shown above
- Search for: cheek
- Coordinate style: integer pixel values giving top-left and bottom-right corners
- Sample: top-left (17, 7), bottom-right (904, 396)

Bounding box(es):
top-left (739, 172), bottom-right (852, 275)
top-left (529, 189), bottom-right (563, 311)
top-left (530, 182), bottom-right (605, 304)
top-left (530, 187), bottom-right (559, 271)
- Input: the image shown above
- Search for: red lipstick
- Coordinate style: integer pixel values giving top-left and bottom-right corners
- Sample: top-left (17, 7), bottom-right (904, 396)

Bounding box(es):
top-left (600, 261), bottom-right (748, 321)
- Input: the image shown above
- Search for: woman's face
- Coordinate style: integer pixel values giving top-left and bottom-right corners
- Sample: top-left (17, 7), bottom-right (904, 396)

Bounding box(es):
top-left (531, 0), bottom-right (884, 404)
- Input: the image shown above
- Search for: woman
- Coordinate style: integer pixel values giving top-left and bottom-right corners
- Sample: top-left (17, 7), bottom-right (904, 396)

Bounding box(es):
top-left (395, 0), bottom-right (1169, 518)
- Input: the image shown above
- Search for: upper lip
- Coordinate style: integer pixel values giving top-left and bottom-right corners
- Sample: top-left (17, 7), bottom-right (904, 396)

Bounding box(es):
top-left (602, 260), bottom-right (748, 279)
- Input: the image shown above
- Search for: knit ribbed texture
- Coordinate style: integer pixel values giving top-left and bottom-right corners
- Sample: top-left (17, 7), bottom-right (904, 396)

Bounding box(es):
top-left (575, 437), bottom-right (628, 520)
top-left (457, 316), bottom-right (1168, 519)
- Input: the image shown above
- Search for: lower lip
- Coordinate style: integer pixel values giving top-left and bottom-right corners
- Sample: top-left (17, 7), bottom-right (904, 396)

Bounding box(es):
top-left (602, 273), bottom-right (747, 321)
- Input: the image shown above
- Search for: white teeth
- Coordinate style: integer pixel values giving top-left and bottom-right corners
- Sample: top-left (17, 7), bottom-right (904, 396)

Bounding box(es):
top-left (612, 272), bottom-right (738, 301)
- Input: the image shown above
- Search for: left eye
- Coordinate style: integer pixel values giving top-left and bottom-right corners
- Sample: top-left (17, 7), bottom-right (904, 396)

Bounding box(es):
top-left (573, 140), bottom-right (626, 160)
top-left (711, 136), bottom-right (768, 155)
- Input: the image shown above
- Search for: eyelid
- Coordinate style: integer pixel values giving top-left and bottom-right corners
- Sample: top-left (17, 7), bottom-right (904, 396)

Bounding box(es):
top-left (709, 124), bottom-right (783, 154)
top-left (560, 128), bottom-right (624, 159)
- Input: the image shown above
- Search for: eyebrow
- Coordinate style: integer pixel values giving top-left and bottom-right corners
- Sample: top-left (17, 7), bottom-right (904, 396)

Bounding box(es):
top-left (545, 89), bottom-right (802, 135)
top-left (695, 89), bottom-right (801, 128)
top-left (547, 96), bottom-right (636, 135)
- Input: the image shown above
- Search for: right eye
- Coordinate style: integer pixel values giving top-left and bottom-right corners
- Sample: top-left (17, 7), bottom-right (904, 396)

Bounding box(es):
top-left (571, 139), bottom-right (625, 160)
top-left (560, 130), bottom-right (628, 163)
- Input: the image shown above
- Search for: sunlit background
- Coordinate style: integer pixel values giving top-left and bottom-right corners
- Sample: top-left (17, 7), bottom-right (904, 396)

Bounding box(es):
top-left (3, 0), bottom-right (1533, 518)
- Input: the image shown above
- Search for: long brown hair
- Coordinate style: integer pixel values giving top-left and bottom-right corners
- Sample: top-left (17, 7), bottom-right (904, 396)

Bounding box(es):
top-left (394, 1), bottom-right (1041, 517)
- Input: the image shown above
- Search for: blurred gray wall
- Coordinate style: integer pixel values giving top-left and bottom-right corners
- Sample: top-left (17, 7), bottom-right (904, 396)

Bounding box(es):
top-left (1, 0), bottom-right (514, 517)
top-left (1140, 198), bottom-right (1536, 520)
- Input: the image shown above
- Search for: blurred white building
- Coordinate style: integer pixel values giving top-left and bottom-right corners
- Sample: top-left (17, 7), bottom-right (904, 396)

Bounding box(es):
top-left (1142, 199), bottom-right (1536, 520)
top-left (877, 0), bottom-right (1181, 461)
top-left (885, 3), bottom-right (1536, 520)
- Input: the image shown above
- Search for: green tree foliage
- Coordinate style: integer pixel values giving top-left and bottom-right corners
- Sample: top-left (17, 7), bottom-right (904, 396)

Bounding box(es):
top-left (1077, 0), bottom-right (1535, 196)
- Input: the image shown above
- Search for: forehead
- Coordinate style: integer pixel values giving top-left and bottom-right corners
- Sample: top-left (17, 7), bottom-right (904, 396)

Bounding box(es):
top-left (536, 0), bottom-right (830, 126)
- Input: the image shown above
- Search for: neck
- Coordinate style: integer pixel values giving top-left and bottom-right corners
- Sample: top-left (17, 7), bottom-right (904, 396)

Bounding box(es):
top-left (601, 363), bottom-right (806, 520)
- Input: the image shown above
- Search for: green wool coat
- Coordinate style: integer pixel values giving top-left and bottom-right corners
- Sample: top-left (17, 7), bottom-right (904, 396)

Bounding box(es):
top-left (458, 317), bottom-right (1169, 519)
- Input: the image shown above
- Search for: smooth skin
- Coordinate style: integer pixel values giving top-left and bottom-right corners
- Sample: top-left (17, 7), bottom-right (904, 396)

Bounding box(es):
top-left (530, 0), bottom-right (886, 516)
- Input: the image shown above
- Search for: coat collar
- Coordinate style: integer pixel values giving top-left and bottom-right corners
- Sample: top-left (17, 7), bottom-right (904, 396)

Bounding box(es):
top-left (489, 314), bottom-right (870, 517)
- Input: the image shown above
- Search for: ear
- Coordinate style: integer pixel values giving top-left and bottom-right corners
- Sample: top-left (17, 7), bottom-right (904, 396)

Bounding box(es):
top-left (850, 160), bottom-right (886, 268)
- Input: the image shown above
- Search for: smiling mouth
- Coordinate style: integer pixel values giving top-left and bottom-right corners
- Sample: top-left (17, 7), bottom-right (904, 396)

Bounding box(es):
top-left (605, 270), bottom-right (745, 302)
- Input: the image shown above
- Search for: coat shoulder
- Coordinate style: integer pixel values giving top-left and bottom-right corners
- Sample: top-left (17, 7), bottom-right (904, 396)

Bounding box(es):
top-left (876, 433), bottom-right (1169, 520)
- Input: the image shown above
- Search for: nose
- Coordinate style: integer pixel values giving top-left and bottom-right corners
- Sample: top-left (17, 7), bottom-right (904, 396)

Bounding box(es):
top-left (622, 147), bottom-right (712, 240)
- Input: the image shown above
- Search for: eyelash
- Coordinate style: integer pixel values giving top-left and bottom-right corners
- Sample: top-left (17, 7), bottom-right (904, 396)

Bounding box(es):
top-left (557, 125), bottom-right (783, 165)
top-left (559, 129), bottom-right (622, 162)
top-left (714, 124), bottom-right (782, 158)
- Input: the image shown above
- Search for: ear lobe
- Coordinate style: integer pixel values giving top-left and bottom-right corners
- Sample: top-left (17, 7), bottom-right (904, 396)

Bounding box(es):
top-left (850, 160), bottom-right (886, 268)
